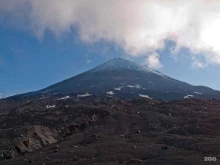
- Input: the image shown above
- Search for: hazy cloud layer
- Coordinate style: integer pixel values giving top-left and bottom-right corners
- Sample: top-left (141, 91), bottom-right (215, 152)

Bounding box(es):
top-left (1, 0), bottom-right (220, 68)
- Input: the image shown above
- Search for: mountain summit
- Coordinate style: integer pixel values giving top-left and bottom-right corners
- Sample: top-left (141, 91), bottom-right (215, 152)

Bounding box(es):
top-left (17, 58), bottom-right (220, 101)
top-left (90, 58), bottom-right (168, 78)
top-left (90, 57), bottom-right (152, 72)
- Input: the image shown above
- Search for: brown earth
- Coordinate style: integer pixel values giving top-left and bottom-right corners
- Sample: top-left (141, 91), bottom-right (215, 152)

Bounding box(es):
top-left (0, 97), bottom-right (220, 165)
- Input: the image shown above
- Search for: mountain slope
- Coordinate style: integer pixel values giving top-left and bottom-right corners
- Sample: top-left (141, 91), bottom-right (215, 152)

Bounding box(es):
top-left (12, 58), bottom-right (220, 101)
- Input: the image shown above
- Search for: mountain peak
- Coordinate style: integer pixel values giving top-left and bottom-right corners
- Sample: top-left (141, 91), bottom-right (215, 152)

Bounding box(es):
top-left (19, 57), bottom-right (220, 101)
top-left (90, 57), bottom-right (147, 72)
top-left (89, 57), bottom-right (168, 79)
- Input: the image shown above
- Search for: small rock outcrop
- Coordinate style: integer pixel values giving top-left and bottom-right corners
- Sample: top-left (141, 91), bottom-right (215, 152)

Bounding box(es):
top-left (0, 125), bottom-right (58, 160)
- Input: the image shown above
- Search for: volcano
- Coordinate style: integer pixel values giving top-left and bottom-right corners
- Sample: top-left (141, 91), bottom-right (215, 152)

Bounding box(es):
top-left (2, 58), bottom-right (220, 165)
top-left (14, 58), bottom-right (220, 101)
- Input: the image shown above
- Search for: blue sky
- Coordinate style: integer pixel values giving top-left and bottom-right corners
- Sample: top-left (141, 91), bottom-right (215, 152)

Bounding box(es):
top-left (1, 26), bottom-right (220, 98)
top-left (1, 0), bottom-right (220, 98)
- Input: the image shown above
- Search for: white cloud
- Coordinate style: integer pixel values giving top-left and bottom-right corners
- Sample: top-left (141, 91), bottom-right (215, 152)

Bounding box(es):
top-left (191, 58), bottom-right (207, 69)
top-left (2, 0), bottom-right (220, 67)
top-left (145, 53), bottom-right (163, 69)
top-left (86, 59), bottom-right (92, 64)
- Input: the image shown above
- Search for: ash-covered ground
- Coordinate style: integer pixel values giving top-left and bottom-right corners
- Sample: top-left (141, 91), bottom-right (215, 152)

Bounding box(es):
top-left (0, 97), bottom-right (220, 165)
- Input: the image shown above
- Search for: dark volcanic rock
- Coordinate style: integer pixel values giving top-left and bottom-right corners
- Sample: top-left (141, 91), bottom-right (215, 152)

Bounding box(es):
top-left (83, 134), bottom-right (99, 144)
top-left (127, 159), bottom-right (142, 164)
top-left (0, 97), bottom-right (220, 165)
top-left (161, 146), bottom-right (168, 150)
top-left (0, 125), bottom-right (58, 159)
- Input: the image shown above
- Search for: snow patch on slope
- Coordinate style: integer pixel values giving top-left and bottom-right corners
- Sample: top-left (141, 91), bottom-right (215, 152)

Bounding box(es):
top-left (58, 96), bottom-right (70, 100)
top-left (77, 93), bottom-right (92, 97)
top-left (139, 94), bottom-right (152, 99)
top-left (194, 92), bottom-right (203, 94)
top-left (46, 105), bottom-right (56, 109)
top-left (107, 91), bottom-right (114, 95)
top-left (114, 86), bottom-right (125, 91)
top-left (127, 85), bottom-right (141, 89)
top-left (39, 97), bottom-right (47, 100)
top-left (184, 95), bottom-right (194, 99)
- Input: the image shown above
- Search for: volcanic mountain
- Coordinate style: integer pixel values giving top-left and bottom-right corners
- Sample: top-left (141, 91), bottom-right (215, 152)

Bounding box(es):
top-left (15, 58), bottom-right (220, 101)
top-left (2, 58), bottom-right (220, 165)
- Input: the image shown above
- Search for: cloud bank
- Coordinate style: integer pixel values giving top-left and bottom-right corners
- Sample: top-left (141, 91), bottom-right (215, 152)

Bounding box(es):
top-left (1, 0), bottom-right (220, 68)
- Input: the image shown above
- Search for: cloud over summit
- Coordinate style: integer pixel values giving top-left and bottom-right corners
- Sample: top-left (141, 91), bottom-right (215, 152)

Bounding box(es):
top-left (1, 0), bottom-right (220, 68)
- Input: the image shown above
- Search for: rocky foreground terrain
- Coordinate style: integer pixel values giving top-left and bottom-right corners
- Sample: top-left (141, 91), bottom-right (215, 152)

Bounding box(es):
top-left (0, 96), bottom-right (220, 165)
